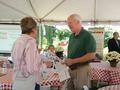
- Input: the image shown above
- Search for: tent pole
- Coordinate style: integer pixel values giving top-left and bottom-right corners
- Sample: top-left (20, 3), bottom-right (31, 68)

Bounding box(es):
top-left (0, 1), bottom-right (32, 17)
top-left (27, 0), bottom-right (40, 21)
top-left (93, 0), bottom-right (97, 26)
top-left (41, 0), bottom-right (66, 20)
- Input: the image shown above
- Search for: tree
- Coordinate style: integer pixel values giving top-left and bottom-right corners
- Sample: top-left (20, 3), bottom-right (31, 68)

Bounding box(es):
top-left (104, 31), bottom-right (112, 48)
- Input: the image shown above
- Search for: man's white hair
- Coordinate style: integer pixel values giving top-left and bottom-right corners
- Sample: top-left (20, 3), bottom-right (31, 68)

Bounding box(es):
top-left (69, 14), bottom-right (82, 23)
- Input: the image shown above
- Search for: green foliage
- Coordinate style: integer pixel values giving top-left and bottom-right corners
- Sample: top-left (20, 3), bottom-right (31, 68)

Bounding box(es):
top-left (55, 29), bottom-right (71, 40)
top-left (44, 25), bottom-right (71, 45)
top-left (104, 31), bottom-right (112, 48)
top-left (38, 25), bottom-right (71, 49)
top-left (36, 27), bottom-right (39, 48)
top-left (44, 25), bottom-right (56, 45)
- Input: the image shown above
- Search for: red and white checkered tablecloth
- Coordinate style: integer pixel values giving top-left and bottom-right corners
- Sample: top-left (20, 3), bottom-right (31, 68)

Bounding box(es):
top-left (0, 69), bottom-right (13, 90)
top-left (0, 83), bottom-right (12, 90)
top-left (41, 70), bottom-right (61, 87)
top-left (98, 85), bottom-right (120, 90)
top-left (90, 62), bottom-right (120, 85)
top-left (0, 68), bottom-right (62, 90)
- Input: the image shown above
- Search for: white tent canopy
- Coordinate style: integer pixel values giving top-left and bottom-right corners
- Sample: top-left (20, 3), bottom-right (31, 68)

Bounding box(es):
top-left (0, 0), bottom-right (120, 23)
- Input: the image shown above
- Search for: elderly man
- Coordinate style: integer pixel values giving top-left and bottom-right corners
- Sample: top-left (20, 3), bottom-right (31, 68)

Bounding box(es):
top-left (108, 32), bottom-right (120, 53)
top-left (63, 14), bottom-right (96, 90)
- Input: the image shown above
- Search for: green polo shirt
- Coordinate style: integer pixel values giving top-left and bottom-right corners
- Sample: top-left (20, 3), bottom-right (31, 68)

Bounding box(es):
top-left (68, 28), bottom-right (96, 59)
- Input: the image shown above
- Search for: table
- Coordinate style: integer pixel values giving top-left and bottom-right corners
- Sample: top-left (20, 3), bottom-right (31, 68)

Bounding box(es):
top-left (98, 85), bottom-right (120, 90)
top-left (0, 69), bottom-right (13, 90)
top-left (41, 70), bottom-right (61, 87)
top-left (0, 73), bottom-right (7, 77)
top-left (0, 68), bottom-right (61, 90)
top-left (90, 62), bottom-right (120, 85)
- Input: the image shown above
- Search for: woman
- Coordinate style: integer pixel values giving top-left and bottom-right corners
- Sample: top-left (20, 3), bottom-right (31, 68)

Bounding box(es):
top-left (12, 17), bottom-right (41, 90)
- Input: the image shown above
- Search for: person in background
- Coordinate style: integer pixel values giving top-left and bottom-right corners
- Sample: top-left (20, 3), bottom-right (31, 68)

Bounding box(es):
top-left (63, 14), bottom-right (96, 90)
top-left (12, 17), bottom-right (41, 90)
top-left (108, 32), bottom-right (120, 53)
top-left (38, 48), bottom-right (53, 68)
top-left (44, 45), bottom-right (61, 61)
top-left (48, 45), bottom-right (55, 53)
top-left (55, 43), bottom-right (64, 59)
top-left (0, 56), bottom-right (7, 65)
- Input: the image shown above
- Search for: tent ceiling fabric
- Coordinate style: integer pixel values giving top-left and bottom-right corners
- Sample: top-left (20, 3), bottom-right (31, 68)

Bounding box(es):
top-left (0, 0), bottom-right (120, 22)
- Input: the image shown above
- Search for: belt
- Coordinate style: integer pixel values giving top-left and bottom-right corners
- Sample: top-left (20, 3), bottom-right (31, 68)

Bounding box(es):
top-left (69, 61), bottom-right (90, 70)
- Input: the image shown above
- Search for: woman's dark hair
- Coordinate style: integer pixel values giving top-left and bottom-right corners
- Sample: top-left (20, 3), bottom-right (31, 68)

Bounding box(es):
top-left (20, 17), bottom-right (37, 34)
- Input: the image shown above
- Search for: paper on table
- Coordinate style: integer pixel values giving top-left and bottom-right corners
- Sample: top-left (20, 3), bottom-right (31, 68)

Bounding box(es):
top-left (54, 62), bottom-right (70, 82)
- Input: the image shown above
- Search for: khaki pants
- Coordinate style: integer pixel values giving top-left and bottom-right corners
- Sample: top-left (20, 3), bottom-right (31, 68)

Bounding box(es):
top-left (12, 71), bottom-right (35, 90)
top-left (64, 64), bottom-right (91, 90)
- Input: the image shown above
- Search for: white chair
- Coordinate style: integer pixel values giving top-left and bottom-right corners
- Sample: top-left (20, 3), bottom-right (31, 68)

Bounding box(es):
top-left (83, 85), bottom-right (89, 90)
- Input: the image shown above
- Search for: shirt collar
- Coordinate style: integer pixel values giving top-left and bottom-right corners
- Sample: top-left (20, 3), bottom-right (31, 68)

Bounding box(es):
top-left (73, 27), bottom-right (83, 37)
